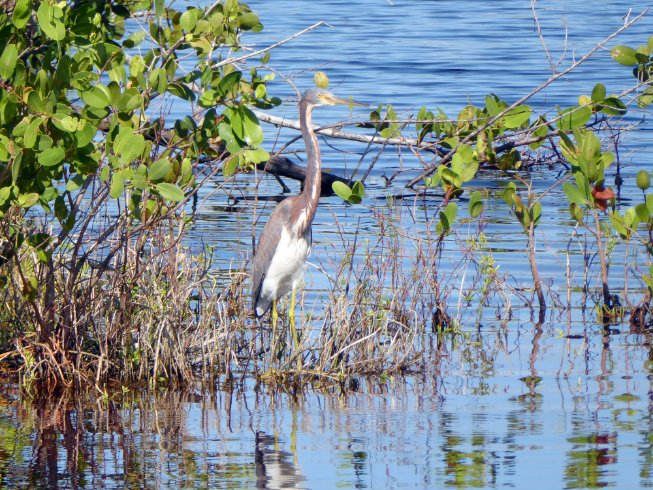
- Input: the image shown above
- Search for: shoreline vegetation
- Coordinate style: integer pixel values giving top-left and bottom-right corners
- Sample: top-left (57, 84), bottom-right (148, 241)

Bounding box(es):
top-left (0, 1), bottom-right (652, 394)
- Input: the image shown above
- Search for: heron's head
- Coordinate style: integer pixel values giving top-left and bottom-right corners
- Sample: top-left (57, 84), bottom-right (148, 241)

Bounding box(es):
top-left (301, 89), bottom-right (360, 107)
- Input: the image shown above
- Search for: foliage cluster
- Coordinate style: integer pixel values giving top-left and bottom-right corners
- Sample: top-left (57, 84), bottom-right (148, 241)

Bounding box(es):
top-left (362, 34), bottom-right (653, 321)
top-left (0, 0), bottom-right (274, 389)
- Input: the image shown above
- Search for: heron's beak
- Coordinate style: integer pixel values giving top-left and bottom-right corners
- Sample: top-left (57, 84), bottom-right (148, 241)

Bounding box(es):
top-left (324, 94), bottom-right (367, 108)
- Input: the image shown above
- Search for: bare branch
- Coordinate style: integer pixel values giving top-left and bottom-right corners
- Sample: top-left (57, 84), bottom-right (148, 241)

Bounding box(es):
top-left (530, 0), bottom-right (557, 73)
top-left (253, 109), bottom-right (440, 153)
top-left (212, 22), bottom-right (328, 68)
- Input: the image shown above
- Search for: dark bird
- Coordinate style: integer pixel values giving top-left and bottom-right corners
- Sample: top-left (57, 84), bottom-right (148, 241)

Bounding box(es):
top-left (252, 89), bottom-right (357, 328)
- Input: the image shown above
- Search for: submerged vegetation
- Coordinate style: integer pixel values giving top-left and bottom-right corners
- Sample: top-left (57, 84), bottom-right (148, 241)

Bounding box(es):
top-left (0, 0), bottom-right (652, 393)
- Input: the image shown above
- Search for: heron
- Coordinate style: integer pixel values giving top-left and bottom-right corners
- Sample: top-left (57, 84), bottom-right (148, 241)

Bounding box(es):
top-left (251, 89), bottom-right (358, 348)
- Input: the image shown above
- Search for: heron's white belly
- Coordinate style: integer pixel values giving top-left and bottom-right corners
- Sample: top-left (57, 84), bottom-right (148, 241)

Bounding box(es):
top-left (261, 229), bottom-right (310, 302)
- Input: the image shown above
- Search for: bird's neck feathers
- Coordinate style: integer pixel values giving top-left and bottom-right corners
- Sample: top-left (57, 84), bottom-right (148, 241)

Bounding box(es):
top-left (295, 103), bottom-right (321, 233)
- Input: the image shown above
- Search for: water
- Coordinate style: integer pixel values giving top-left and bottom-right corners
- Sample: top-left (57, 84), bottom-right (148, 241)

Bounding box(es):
top-left (3, 1), bottom-right (653, 488)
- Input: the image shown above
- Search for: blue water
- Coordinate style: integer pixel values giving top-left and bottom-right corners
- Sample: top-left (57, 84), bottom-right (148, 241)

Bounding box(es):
top-left (3, 1), bottom-right (653, 489)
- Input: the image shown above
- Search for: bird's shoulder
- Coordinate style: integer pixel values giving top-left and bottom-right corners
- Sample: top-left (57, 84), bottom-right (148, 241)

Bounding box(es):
top-left (255, 197), bottom-right (299, 254)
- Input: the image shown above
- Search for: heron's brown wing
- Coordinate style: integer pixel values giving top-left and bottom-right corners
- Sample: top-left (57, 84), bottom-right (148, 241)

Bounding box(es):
top-left (251, 200), bottom-right (293, 316)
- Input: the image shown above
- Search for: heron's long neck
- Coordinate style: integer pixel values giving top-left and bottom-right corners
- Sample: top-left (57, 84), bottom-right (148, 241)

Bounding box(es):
top-left (297, 102), bottom-right (321, 231)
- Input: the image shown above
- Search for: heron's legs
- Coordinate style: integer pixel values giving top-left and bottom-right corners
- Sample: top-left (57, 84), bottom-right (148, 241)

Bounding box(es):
top-left (271, 299), bottom-right (278, 330)
top-left (270, 299), bottom-right (279, 362)
top-left (289, 287), bottom-right (302, 370)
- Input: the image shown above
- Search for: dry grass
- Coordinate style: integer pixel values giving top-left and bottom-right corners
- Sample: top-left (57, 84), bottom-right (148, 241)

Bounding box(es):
top-left (2, 174), bottom-right (653, 394)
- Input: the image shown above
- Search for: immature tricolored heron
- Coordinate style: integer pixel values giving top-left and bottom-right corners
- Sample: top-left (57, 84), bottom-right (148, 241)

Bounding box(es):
top-left (251, 89), bottom-right (358, 334)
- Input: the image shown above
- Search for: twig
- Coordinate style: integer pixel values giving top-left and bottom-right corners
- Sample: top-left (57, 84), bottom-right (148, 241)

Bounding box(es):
top-left (212, 22), bottom-right (328, 68)
top-left (530, 0), bottom-right (557, 73)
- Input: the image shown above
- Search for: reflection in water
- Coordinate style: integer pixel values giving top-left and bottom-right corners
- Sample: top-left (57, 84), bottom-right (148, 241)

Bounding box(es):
top-left (255, 431), bottom-right (305, 489)
top-left (1, 328), bottom-right (653, 490)
top-left (565, 433), bottom-right (617, 489)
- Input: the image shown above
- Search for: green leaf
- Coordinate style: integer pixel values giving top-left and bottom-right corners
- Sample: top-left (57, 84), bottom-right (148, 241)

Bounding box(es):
top-left (148, 158), bottom-right (171, 181)
top-left (73, 121), bottom-right (96, 147)
top-left (149, 68), bottom-right (168, 94)
top-left (0, 44), bottom-right (18, 80)
top-left (12, 117), bottom-right (30, 137)
top-left (635, 203), bottom-right (649, 222)
top-left (17, 192), bottom-right (39, 208)
top-left (611, 44), bottom-right (638, 66)
top-left (222, 156), bottom-right (239, 176)
top-left (10, 150), bottom-right (22, 184)
top-left (65, 174), bottom-right (86, 192)
top-left (352, 181), bottom-right (365, 198)
top-left (180, 8), bottom-right (202, 32)
top-left (38, 146), bottom-right (65, 167)
top-left (501, 182), bottom-right (516, 205)
top-left (12, 0), bottom-right (32, 29)
top-left (24, 117), bottom-right (43, 149)
top-left (348, 194), bottom-right (362, 204)
top-left (626, 206), bottom-right (642, 229)
top-left (609, 211), bottom-right (629, 239)
top-left (599, 97), bottom-right (627, 116)
top-left (647, 194), bottom-right (653, 217)
top-left (601, 151), bottom-right (614, 169)
top-left (484, 93), bottom-right (506, 117)
top-left (54, 196), bottom-right (67, 221)
top-left (438, 202), bottom-right (458, 233)
top-left (557, 106), bottom-right (592, 131)
top-left (563, 182), bottom-right (587, 206)
top-left (591, 83), bottom-right (606, 103)
top-left (81, 86), bottom-right (110, 109)
top-left (154, 0), bottom-right (164, 18)
top-left (132, 172), bottom-right (147, 190)
top-left (51, 113), bottom-right (80, 133)
top-left (238, 12), bottom-right (261, 30)
top-left (241, 107), bottom-right (263, 146)
top-left (167, 82), bottom-right (196, 101)
top-left (502, 105), bottom-right (532, 129)
top-left (113, 126), bottom-right (145, 164)
top-left (0, 186), bottom-right (12, 205)
top-left (110, 171), bottom-right (125, 198)
top-left (181, 157), bottom-right (192, 184)
top-left (123, 31), bottom-right (146, 49)
top-left (37, 133), bottom-right (53, 151)
top-left (569, 203), bottom-right (584, 223)
top-left (332, 181), bottom-right (352, 201)
top-left (225, 107), bottom-right (243, 141)
top-left (37, 2), bottom-right (65, 41)
top-left (531, 201), bottom-right (542, 228)
top-left (217, 72), bottom-right (242, 98)
top-left (242, 148), bottom-right (270, 165)
top-left (116, 88), bottom-right (143, 112)
top-left (218, 119), bottom-right (241, 154)
top-left (441, 167), bottom-right (461, 189)
top-left (529, 116), bottom-right (549, 149)
top-left (639, 88), bottom-right (653, 108)
top-left (27, 90), bottom-right (46, 113)
top-left (460, 159), bottom-right (479, 183)
top-left (468, 190), bottom-right (485, 218)
top-left (155, 182), bottom-right (185, 202)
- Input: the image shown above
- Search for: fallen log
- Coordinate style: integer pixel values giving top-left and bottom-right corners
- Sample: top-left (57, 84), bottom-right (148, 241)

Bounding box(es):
top-left (256, 155), bottom-right (351, 197)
